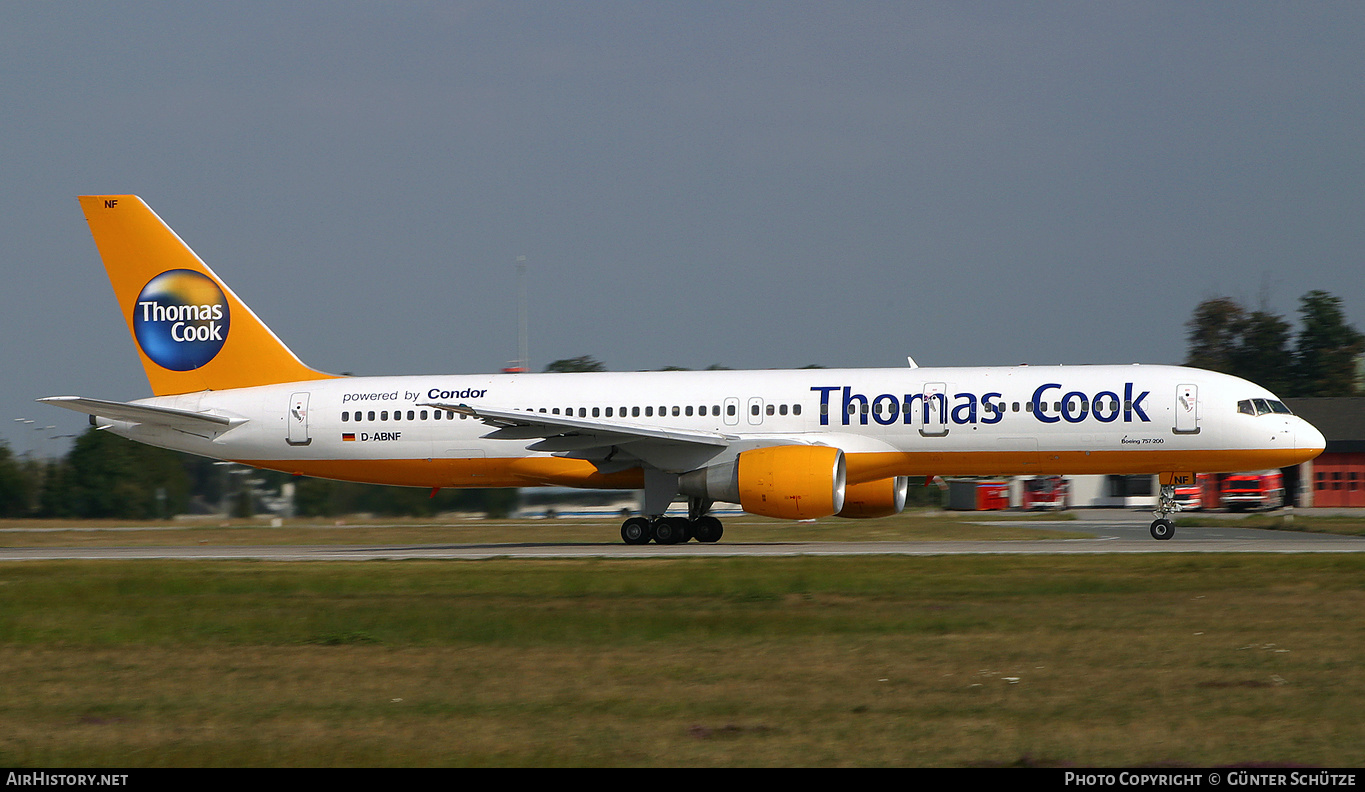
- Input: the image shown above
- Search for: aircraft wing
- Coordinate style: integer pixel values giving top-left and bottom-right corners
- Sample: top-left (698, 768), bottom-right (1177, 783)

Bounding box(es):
top-left (423, 402), bottom-right (904, 477)
top-left (39, 396), bottom-right (242, 436)
top-left (422, 402), bottom-right (732, 449)
top-left (422, 401), bottom-right (734, 473)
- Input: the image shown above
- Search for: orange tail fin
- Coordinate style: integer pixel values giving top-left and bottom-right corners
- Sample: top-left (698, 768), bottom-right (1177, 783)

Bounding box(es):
top-left (79, 195), bottom-right (338, 396)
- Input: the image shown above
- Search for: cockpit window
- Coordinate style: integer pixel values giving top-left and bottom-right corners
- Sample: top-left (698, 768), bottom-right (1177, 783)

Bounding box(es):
top-left (1239, 398), bottom-right (1293, 416)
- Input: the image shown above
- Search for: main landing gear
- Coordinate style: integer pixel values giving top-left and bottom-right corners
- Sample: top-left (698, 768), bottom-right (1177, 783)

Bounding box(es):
top-left (620, 514), bottom-right (725, 545)
top-left (1150, 484), bottom-right (1179, 541)
top-left (622, 470), bottom-right (726, 545)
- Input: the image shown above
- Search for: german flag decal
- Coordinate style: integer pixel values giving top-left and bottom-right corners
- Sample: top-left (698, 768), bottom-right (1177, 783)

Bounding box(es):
top-left (342, 433), bottom-right (355, 442)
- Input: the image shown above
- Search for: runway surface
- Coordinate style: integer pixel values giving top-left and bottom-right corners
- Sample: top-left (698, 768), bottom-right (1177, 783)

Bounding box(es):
top-left (3, 514), bottom-right (1363, 560)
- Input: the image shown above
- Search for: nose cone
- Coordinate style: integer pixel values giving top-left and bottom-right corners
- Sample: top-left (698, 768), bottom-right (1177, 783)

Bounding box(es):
top-left (1297, 418), bottom-right (1326, 458)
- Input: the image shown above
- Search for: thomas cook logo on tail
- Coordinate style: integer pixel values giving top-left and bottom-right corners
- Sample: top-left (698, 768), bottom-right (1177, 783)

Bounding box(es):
top-left (132, 269), bottom-right (231, 371)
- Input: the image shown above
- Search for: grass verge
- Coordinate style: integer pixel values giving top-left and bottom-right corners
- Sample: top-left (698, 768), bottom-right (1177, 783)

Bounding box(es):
top-left (1, 554), bottom-right (1362, 766)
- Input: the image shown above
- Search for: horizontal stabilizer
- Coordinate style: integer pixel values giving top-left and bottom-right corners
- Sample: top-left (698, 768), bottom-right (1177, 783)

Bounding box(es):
top-left (39, 396), bottom-right (241, 434)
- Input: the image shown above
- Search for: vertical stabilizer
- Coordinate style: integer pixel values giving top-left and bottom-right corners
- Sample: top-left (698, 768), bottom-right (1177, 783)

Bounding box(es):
top-left (79, 195), bottom-right (338, 395)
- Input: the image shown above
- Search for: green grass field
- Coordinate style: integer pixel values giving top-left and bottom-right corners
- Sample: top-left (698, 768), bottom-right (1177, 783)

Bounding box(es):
top-left (2, 535), bottom-right (1363, 766)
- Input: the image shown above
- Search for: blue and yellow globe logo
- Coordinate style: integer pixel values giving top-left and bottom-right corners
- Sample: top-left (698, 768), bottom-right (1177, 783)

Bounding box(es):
top-left (131, 270), bottom-right (231, 371)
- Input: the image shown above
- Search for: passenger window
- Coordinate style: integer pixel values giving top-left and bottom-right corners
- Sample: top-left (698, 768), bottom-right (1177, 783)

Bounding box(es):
top-left (793, 404), bottom-right (801, 416)
top-left (767, 404), bottom-right (775, 416)
top-left (645, 406), bottom-right (654, 417)
top-left (407, 410), bottom-right (415, 421)
top-left (755, 405), bottom-right (763, 416)
top-left (632, 407), bottom-right (640, 417)
top-left (341, 412), bottom-right (349, 422)
top-left (779, 404), bottom-right (788, 415)
top-left (685, 406), bottom-right (693, 416)
top-left (605, 407), bottom-right (613, 417)
top-left (672, 406), bottom-right (680, 417)
top-left (729, 405), bottom-right (738, 416)
top-left (593, 407), bottom-right (601, 418)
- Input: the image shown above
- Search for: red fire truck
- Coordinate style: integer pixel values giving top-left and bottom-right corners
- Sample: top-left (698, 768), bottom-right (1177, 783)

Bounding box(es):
top-left (1173, 473), bottom-right (1218, 510)
top-left (1220, 470), bottom-right (1286, 511)
top-left (1022, 476), bottom-right (1070, 510)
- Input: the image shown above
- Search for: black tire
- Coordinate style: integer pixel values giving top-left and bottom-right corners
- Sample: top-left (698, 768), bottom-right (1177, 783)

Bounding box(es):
top-left (621, 517), bottom-right (652, 545)
top-left (652, 517), bottom-right (680, 545)
top-left (662, 516), bottom-right (693, 544)
top-left (1150, 519), bottom-right (1174, 541)
top-left (692, 515), bottom-right (724, 543)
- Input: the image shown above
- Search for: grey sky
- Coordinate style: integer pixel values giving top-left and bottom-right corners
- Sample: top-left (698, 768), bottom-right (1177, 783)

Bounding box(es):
top-left (4, 2), bottom-right (1363, 453)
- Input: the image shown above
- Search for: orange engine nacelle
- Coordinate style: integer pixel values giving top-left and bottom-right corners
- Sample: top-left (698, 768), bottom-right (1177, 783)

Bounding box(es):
top-left (836, 477), bottom-right (909, 519)
top-left (737, 445), bottom-right (846, 519)
top-left (679, 445), bottom-right (847, 520)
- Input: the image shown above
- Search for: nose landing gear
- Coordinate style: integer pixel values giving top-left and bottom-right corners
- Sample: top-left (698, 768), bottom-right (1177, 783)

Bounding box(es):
top-left (1150, 484), bottom-right (1180, 540)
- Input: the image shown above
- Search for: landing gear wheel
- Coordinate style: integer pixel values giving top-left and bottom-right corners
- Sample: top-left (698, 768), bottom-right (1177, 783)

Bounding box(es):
top-left (1150, 519), bottom-right (1174, 541)
top-left (652, 517), bottom-right (691, 545)
top-left (692, 515), bottom-right (724, 543)
top-left (621, 517), bottom-right (652, 545)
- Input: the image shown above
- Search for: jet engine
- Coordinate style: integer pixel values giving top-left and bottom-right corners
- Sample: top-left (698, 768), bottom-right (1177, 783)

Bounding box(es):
top-left (836, 476), bottom-right (909, 518)
top-left (679, 445), bottom-right (846, 520)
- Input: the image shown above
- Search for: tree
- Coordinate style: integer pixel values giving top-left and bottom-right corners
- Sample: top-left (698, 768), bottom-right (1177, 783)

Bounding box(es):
top-left (1185, 291), bottom-right (1361, 396)
top-left (1293, 290), bottom-right (1364, 396)
top-left (1229, 309), bottom-right (1294, 395)
top-left (543, 355), bottom-right (606, 373)
top-left (1184, 297), bottom-right (1245, 374)
top-left (0, 443), bottom-right (28, 518)
top-left (58, 429), bottom-right (192, 519)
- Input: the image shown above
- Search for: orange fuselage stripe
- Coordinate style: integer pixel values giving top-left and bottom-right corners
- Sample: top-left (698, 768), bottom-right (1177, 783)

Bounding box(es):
top-left (238, 446), bottom-right (1314, 490)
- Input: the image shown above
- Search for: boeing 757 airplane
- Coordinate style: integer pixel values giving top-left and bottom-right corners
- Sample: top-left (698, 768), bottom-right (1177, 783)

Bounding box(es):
top-left (42, 196), bottom-right (1325, 542)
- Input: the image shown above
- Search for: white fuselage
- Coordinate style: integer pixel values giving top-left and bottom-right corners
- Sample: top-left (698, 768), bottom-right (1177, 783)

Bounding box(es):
top-left (101, 364), bottom-right (1325, 492)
